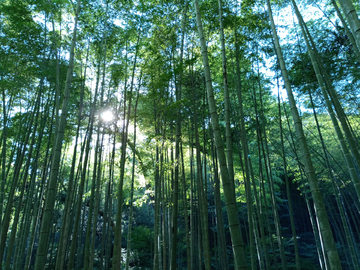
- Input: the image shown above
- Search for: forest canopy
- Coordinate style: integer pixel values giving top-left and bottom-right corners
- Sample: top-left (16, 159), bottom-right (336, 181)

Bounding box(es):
top-left (1, 0), bottom-right (360, 269)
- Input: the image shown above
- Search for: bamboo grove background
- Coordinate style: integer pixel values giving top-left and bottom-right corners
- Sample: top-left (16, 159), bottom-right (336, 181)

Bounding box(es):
top-left (1, 0), bottom-right (360, 269)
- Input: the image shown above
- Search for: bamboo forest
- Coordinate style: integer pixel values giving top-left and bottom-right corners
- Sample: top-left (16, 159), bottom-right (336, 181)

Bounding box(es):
top-left (2, 0), bottom-right (360, 269)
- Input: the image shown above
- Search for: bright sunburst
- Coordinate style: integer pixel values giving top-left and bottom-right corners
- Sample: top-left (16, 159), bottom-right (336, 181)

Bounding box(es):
top-left (101, 110), bottom-right (114, 122)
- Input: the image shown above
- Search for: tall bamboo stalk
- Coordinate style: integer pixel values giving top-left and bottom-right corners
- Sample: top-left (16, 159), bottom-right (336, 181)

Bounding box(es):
top-left (309, 91), bottom-right (360, 269)
top-left (291, 0), bottom-right (360, 202)
top-left (34, 2), bottom-right (81, 268)
top-left (331, 0), bottom-right (360, 62)
top-left (125, 76), bottom-right (141, 270)
top-left (113, 33), bottom-right (140, 270)
top-left (338, 0), bottom-right (360, 50)
top-left (193, 0), bottom-right (247, 268)
top-left (277, 82), bottom-right (301, 270)
top-left (266, 0), bottom-right (343, 268)
top-left (170, 2), bottom-right (188, 268)
top-left (192, 83), bottom-right (211, 270)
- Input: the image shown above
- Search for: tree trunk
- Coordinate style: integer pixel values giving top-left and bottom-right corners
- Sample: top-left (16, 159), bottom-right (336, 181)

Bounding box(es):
top-left (256, 79), bottom-right (287, 270)
top-left (190, 124), bottom-right (195, 269)
top-left (331, 0), bottom-right (360, 62)
top-left (338, 0), bottom-right (360, 50)
top-left (267, 0), bottom-right (343, 269)
top-left (0, 87), bottom-right (9, 228)
top-left (192, 81), bottom-right (211, 270)
top-left (170, 2), bottom-right (188, 268)
top-left (309, 91), bottom-right (360, 270)
top-left (180, 140), bottom-right (192, 270)
top-left (67, 105), bottom-right (98, 270)
top-left (125, 77), bottom-right (141, 270)
top-left (291, 0), bottom-right (360, 203)
top-left (153, 114), bottom-right (161, 270)
top-left (34, 2), bottom-right (81, 268)
top-left (210, 127), bottom-right (229, 270)
top-left (218, 0), bottom-right (236, 203)
top-left (24, 106), bottom-right (54, 270)
top-left (0, 87), bottom-right (42, 263)
top-left (193, 0), bottom-right (247, 268)
top-left (277, 84), bottom-right (301, 270)
top-left (113, 34), bottom-right (140, 270)
top-left (55, 44), bottom-right (88, 270)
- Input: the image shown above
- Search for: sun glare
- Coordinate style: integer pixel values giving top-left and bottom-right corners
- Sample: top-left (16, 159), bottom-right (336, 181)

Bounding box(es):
top-left (101, 110), bottom-right (114, 122)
